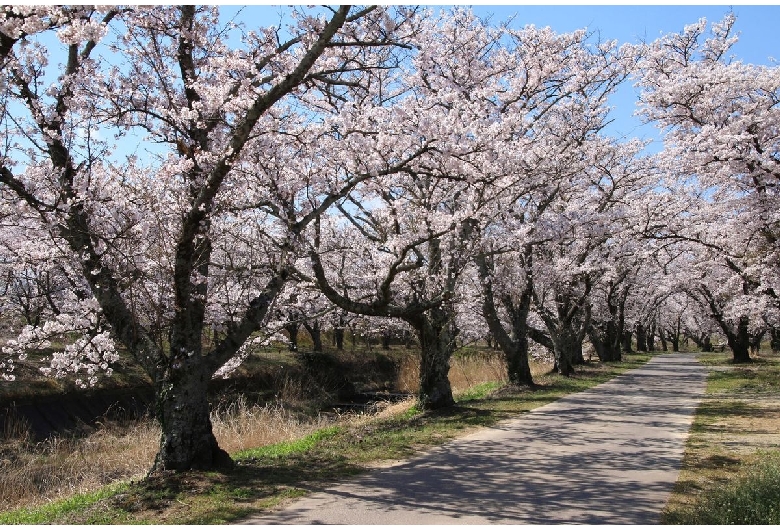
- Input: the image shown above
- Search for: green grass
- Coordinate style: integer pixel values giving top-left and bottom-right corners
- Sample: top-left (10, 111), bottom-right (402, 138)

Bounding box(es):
top-left (0, 482), bottom-right (129, 524)
top-left (234, 426), bottom-right (342, 460)
top-left (670, 451), bottom-right (780, 524)
top-left (455, 381), bottom-right (503, 402)
top-left (663, 350), bottom-right (780, 524)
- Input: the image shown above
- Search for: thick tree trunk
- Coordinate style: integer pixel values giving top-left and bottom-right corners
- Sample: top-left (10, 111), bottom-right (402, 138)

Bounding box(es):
top-left (588, 327), bottom-right (606, 362)
top-left (730, 338), bottom-right (751, 363)
top-left (669, 333), bottom-right (680, 352)
top-left (412, 311), bottom-right (455, 410)
top-left (572, 340), bottom-right (586, 365)
top-left (727, 317), bottom-right (752, 364)
top-left (589, 323), bottom-right (621, 362)
top-left (552, 327), bottom-right (579, 376)
top-left (303, 321), bottom-right (323, 353)
top-left (497, 318), bottom-right (535, 386)
top-left (333, 327), bottom-right (344, 350)
top-left (771, 328), bottom-right (780, 353)
top-left (621, 330), bottom-right (633, 353)
top-left (284, 322), bottom-right (300, 351)
top-left (152, 363), bottom-right (231, 472)
top-left (505, 334), bottom-right (534, 386)
top-left (702, 334), bottom-right (713, 352)
top-left (749, 330), bottom-right (765, 355)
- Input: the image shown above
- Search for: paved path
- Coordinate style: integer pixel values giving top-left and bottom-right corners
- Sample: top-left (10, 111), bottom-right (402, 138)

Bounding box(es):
top-left (245, 353), bottom-right (707, 525)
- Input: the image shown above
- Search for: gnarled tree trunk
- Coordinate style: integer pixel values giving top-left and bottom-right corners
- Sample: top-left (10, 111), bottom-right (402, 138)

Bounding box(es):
top-left (408, 307), bottom-right (456, 409)
top-left (621, 330), bottom-right (633, 353)
top-left (771, 327), bottom-right (780, 353)
top-left (285, 322), bottom-right (300, 351)
top-left (474, 249), bottom-right (535, 387)
top-left (154, 362), bottom-right (231, 471)
top-left (303, 320), bottom-right (323, 353)
top-left (728, 317), bottom-right (752, 364)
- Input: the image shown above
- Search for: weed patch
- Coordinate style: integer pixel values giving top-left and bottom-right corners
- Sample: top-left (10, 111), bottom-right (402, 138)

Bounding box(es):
top-left (668, 451), bottom-right (780, 524)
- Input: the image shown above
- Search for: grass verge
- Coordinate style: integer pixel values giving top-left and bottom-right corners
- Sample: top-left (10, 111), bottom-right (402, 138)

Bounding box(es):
top-left (1, 352), bottom-right (651, 524)
top-left (662, 351), bottom-right (780, 524)
top-left (0, 482), bottom-right (129, 525)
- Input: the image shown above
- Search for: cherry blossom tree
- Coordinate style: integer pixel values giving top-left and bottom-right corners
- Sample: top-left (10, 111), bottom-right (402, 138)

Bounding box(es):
top-left (308, 10), bottom-right (515, 409)
top-left (0, 5), bottom-right (423, 471)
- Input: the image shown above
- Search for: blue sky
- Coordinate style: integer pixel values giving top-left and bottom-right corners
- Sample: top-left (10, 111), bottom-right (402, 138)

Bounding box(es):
top-left (464, 4), bottom-right (780, 143)
top-left (468, 4), bottom-right (778, 66)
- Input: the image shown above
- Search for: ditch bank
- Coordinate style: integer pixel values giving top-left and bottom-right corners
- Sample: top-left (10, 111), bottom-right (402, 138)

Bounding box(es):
top-left (1, 387), bottom-right (155, 441)
top-left (1, 351), bottom-right (406, 441)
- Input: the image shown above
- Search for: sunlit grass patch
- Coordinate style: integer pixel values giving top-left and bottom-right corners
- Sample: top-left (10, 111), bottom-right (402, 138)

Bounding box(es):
top-left (455, 381), bottom-right (503, 402)
top-left (234, 426), bottom-right (341, 460)
top-left (0, 482), bottom-right (128, 525)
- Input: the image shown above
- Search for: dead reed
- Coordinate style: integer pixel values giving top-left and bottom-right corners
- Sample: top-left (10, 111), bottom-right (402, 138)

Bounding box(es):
top-left (0, 419), bottom-right (158, 511)
top-left (397, 349), bottom-right (551, 395)
top-left (0, 398), bottom-right (339, 512)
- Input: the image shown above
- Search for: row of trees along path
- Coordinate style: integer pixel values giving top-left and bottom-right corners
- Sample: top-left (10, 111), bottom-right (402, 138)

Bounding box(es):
top-left (0, 6), bottom-right (777, 473)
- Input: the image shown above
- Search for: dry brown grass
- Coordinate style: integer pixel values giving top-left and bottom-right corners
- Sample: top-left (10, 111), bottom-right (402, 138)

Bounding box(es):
top-left (211, 397), bottom-right (336, 455)
top-left (0, 398), bottom-right (339, 512)
top-left (0, 420), bottom-right (158, 511)
top-left (1, 349), bottom-right (527, 514)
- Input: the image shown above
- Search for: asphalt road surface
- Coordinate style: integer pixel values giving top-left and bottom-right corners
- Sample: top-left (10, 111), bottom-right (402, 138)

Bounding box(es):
top-left (245, 352), bottom-right (707, 525)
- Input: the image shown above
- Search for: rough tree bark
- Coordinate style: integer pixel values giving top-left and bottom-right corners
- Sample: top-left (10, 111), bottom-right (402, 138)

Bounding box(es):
top-left (285, 322), bottom-right (300, 351)
top-left (588, 279), bottom-right (627, 362)
top-left (154, 362), bottom-right (231, 471)
top-left (535, 279), bottom-right (591, 376)
top-left (621, 330), bottom-right (633, 353)
top-left (408, 308), bottom-right (456, 408)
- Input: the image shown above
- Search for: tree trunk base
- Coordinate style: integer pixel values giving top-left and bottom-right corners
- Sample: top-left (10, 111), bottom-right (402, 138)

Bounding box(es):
top-left (151, 433), bottom-right (234, 473)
